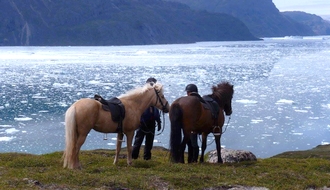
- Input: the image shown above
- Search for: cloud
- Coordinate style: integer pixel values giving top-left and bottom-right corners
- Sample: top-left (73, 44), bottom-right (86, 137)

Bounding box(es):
top-left (273, 0), bottom-right (330, 15)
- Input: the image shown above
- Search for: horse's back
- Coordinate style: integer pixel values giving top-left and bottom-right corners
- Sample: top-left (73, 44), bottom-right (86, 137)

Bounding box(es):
top-left (170, 96), bottom-right (204, 129)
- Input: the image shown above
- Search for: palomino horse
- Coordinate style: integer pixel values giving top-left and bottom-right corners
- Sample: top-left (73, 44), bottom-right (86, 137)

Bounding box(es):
top-left (169, 81), bottom-right (234, 163)
top-left (63, 82), bottom-right (169, 169)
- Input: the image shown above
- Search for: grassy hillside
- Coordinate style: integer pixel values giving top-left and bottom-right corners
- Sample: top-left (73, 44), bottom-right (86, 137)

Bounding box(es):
top-left (1, 146), bottom-right (330, 189)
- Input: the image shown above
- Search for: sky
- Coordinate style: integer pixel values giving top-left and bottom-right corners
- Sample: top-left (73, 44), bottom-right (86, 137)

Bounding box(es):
top-left (272, 0), bottom-right (330, 15)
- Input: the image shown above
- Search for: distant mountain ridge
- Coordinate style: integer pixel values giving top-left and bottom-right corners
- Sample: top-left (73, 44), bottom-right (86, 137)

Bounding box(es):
top-left (282, 11), bottom-right (330, 35)
top-left (0, 0), bottom-right (258, 46)
top-left (1, 0), bottom-right (327, 46)
top-left (167, 0), bottom-right (327, 37)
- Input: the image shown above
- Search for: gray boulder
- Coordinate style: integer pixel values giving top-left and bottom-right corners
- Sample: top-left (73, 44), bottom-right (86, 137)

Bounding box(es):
top-left (207, 148), bottom-right (257, 163)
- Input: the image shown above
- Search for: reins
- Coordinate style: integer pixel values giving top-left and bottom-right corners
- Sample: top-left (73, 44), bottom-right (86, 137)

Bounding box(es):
top-left (139, 112), bottom-right (165, 136)
top-left (135, 88), bottom-right (167, 136)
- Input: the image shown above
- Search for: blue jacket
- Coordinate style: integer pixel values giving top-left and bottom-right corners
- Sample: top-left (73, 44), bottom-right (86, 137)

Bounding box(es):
top-left (140, 106), bottom-right (161, 126)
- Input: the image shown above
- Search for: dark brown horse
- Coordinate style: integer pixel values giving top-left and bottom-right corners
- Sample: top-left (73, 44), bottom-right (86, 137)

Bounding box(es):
top-left (169, 82), bottom-right (234, 163)
top-left (63, 83), bottom-right (169, 169)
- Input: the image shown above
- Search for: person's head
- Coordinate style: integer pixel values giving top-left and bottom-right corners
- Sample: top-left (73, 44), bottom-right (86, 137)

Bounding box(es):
top-left (146, 77), bottom-right (157, 86)
top-left (185, 84), bottom-right (198, 95)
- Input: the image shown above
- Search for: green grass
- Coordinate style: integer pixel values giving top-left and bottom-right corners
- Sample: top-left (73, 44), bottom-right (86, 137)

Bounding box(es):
top-left (1, 146), bottom-right (330, 189)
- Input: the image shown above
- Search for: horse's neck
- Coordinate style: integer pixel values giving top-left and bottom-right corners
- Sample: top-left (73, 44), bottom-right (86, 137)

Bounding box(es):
top-left (122, 91), bottom-right (154, 114)
top-left (210, 95), bottom-right (224, 108)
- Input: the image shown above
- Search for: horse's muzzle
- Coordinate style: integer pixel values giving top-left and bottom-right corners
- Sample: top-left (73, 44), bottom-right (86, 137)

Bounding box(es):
top-left (225, 110), bottom-right (232, 116)
top-left (162, 102), bottom-right (170, 113)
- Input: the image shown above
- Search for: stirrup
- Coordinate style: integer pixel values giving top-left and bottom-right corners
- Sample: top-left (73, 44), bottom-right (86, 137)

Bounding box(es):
top-left (103, 133), bottom-right (108, 140)
top-left (118, 134), bottom-right (125, 142)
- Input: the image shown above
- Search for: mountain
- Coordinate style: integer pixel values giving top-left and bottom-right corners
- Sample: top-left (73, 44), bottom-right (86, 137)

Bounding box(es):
top-left (282, 11), bottom-right (330, 35)
top-left (166, 0), bottom-right (315, 37)
top-left (0, 0), bottom-right (258, 46)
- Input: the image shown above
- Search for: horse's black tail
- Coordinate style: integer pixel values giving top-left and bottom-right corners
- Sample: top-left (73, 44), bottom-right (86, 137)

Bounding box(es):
top-left (169, 103), bottom-right (183, 163)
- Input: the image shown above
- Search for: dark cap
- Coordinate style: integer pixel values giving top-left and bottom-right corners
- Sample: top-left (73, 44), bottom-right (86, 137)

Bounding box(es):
top-left (146, 77), bottom-right (157, 83)
top-left (185, 84), bottom-right (198, 93)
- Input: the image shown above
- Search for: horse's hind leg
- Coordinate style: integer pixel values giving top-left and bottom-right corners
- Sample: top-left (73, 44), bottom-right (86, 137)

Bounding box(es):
top-left (125, 132), bottom-right (134, 166)
top-left (199, 133), bottom-right (207, 163)
top-left (74, 133), bottom-right (88, 169)
top-left (113, 133), bottom-right (124, 165)
top-left (215, 134), bottom-right (223, 163)
top-left (180, 136), bottom-right (189, 163)
top-left (187, 140), bottom-right (193, 163)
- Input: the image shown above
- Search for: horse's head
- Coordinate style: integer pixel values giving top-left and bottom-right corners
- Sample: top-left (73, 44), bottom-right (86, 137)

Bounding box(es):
top-left (152, 83), bottom-right (170, 113)
top-left (212, 81), bottom-right (234, 116)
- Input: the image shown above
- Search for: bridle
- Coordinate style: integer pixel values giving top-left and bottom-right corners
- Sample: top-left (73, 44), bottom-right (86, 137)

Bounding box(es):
top-left (154, 88), bottom-right (169, 136)
top-left (154, 88), bottom-right (169, 112)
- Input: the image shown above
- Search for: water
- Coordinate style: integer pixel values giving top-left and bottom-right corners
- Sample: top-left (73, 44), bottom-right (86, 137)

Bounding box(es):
top-left (1, 36), bottom-right (330, 158)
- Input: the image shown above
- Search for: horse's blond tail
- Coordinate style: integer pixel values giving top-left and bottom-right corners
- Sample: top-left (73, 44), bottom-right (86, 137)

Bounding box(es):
top-left (63, 106), bottom-right (77, 169)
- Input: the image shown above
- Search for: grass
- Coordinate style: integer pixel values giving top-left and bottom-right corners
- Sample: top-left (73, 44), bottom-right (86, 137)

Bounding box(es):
top-left (1, 146), bottom-right (330, 189)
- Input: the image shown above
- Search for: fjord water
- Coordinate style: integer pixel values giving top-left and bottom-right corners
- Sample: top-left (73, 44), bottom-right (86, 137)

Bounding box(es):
top-left (1, 36), bottom-right (330, 158)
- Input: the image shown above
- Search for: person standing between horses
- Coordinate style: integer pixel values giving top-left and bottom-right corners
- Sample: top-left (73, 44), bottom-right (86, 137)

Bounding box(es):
top-left (185, 84), bottom-right (201, 163)
top-left (132, 78), bottom-right (162, 160)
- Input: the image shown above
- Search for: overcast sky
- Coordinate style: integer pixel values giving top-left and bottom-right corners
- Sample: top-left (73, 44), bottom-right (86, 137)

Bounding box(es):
top-left (272, 0), bottom-right (330, 15)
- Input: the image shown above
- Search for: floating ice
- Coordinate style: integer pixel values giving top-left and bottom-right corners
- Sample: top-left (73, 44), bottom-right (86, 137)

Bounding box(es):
top-left (136, 50), bottom-right (148, 54)
top-left (251, 119), bottom-right (263, 124)
top-left (292, 132), bottom-right (303, 136)
top-left (38, 110), bottom-right (49, 113)
top-left (53, 82), bottom-right (74, 88)
top-left (88, 80), bottom-right (101, 84)
top-left (32, 94), bottom-right (47, 99)
top-left (0, 125), bottom-right (12, 128)
top-left (236, 99), bottom-right (258, 104)
top-left (294, 109), bottom-right (308, 113)
top-left (0, 136), bottom-right (14, 141)
top-left (57, 102), bottom-right (68, 107)
top-left (276, 99), bottom-right (294, 105)
top-left (14, 117), bottom-right (33, 121)
top-left (5, 128), bottom-right (19, 134)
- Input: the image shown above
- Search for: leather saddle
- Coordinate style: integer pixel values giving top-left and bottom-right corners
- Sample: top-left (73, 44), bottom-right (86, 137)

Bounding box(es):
top-left (94, 94), bottom-right (125, 133)
top-left (190, 93), bottom-right (220, 120)
top-left (202, 95), bottom-right (220, 120)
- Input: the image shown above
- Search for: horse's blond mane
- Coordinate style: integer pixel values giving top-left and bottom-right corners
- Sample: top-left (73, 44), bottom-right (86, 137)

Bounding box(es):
top-left (118, 83), bottom-right (163, 99)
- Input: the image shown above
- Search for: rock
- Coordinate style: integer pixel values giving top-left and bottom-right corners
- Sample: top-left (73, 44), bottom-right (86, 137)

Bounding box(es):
top-left (207, 148), bottom-right (257, 163)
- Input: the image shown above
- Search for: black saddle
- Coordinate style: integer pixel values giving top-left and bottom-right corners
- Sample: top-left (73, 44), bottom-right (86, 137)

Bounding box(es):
top-left (94, 94), bottom-right (125, 133)
top-left (202, 95), bottom-right (220, 120)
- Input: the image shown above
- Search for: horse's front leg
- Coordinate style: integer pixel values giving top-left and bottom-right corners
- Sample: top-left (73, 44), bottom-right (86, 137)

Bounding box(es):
top-left (215, 134), bottom-right (223, 163)
top-left (199, 133), bottom-right (207, 163)
top-left (113, 133), bottom-right (124, 165)
top-left (125, 132), bottom-right (134, 166)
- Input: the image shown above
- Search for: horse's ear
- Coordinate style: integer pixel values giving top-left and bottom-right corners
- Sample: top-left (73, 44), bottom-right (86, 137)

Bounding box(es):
top-left (155, 83), bottom-right (163, 91)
